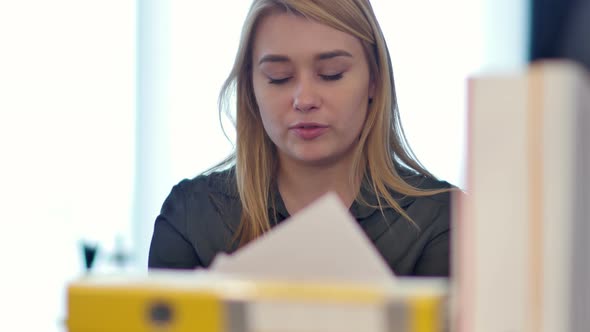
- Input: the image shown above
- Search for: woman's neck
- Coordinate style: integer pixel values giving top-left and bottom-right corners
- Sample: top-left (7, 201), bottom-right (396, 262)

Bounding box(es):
top-left (277, 157), bottom-right (361, 215)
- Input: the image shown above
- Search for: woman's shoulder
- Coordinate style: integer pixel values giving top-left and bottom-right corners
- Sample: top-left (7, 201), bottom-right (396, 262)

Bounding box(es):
top-left (396, 170), bottom-right (457, 236)
top-left (156, 167), bottom-right (240, 267)
top-left (174, 167), bottom-right (238, 199)
top-left (394, 169), bottom-right (462, 228)
top-left (399, 169), bottom-right (455, 198)
top-left (167, 167), bottom-right (241, 224)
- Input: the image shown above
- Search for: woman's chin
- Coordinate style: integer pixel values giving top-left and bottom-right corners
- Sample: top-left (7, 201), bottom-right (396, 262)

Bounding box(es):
top-left (289, 152), bottom-right (344, 167)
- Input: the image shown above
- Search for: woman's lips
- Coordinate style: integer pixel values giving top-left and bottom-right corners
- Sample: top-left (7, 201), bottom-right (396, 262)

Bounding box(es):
top-left (289, 123), bottom-right (329, 140)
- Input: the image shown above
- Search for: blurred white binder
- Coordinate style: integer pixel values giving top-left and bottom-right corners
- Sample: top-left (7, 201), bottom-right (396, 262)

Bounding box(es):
top-left (453, 60), bottom-right (590, 332)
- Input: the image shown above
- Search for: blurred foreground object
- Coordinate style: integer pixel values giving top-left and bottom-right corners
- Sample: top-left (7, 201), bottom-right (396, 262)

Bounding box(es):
top-left (68, 193), bottom-right (448, 331)
top-left (453, 60), bottom-right (590, 332)
top-left (66, 271), bottom-right (448, 332)
top-left (81, 242), bottom-right (98, 272)
top-left (208, 193), bottom-right (396, 284)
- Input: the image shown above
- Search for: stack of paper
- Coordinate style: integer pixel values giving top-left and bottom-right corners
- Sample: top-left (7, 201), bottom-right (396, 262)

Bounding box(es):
top-left (452, 60), bottom-right (590, 332)
top-left (210, 193), bottom-right (395, 285)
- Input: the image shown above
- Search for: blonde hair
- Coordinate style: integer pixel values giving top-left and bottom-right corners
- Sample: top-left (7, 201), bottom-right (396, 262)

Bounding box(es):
top-left (214, 0), bottom-right (448, 247)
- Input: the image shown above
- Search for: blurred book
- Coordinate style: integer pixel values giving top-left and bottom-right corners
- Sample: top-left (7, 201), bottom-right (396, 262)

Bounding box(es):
top-left (452, 60), bottom-right (590, 332)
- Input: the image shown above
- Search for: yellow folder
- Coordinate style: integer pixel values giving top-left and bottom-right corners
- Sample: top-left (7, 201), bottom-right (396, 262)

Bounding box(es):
top-left (67, 272), bottom-right (447, 332)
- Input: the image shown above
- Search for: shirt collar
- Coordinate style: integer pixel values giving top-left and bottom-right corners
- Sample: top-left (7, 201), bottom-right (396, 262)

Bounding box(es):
top-left (269, 180), bottom-right (416, 222)
top-left (214, 167), bottom-right (419, 222)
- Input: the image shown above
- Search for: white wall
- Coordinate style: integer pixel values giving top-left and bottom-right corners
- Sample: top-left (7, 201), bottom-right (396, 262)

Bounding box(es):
top-left (371, 0), bottom-right (528, 186)
top-left (0, 1), bottom-right (135, 331)
top-left (132, 0), bottom-right (249, 269)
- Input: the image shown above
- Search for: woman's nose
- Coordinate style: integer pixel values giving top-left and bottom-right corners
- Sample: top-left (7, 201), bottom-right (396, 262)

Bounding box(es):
top-left (292, 76), bottom-right (321, 112)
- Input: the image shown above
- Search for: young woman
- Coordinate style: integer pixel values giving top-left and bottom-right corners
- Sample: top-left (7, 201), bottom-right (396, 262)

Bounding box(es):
top-left (148, 0), bottom-right (455, 277)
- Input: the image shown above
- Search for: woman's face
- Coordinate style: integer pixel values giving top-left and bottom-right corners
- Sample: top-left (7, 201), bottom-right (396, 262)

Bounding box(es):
top-left (252, 13), bottom-right (374, 167)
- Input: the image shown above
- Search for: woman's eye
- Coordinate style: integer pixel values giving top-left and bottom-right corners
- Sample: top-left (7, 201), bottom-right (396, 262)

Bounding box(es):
top-left (320, 73), bottom-right (343, 81)
top-left (268, 77), bottom-right (291, 84)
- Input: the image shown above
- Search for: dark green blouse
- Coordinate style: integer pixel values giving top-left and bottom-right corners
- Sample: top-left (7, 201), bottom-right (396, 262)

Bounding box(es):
top-left (148, 168), bottom-right (454, 277)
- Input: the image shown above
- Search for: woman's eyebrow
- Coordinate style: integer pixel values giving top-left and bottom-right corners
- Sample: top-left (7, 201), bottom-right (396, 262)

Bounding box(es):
top-left (258, 50), bottom-right (353, 65)
top-left (258, 54), bottom-right (290, 65)
top-left (316, 50), bottom-right (353, 60)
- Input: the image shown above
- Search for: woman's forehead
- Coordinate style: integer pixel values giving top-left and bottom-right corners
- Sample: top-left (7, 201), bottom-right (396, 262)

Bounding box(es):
top-left (252, 13), bottom-right (364, 62)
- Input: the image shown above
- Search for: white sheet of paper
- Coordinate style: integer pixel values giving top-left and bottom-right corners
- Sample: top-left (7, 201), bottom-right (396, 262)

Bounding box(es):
top-left (210, 192), bottom-right (396, 285)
